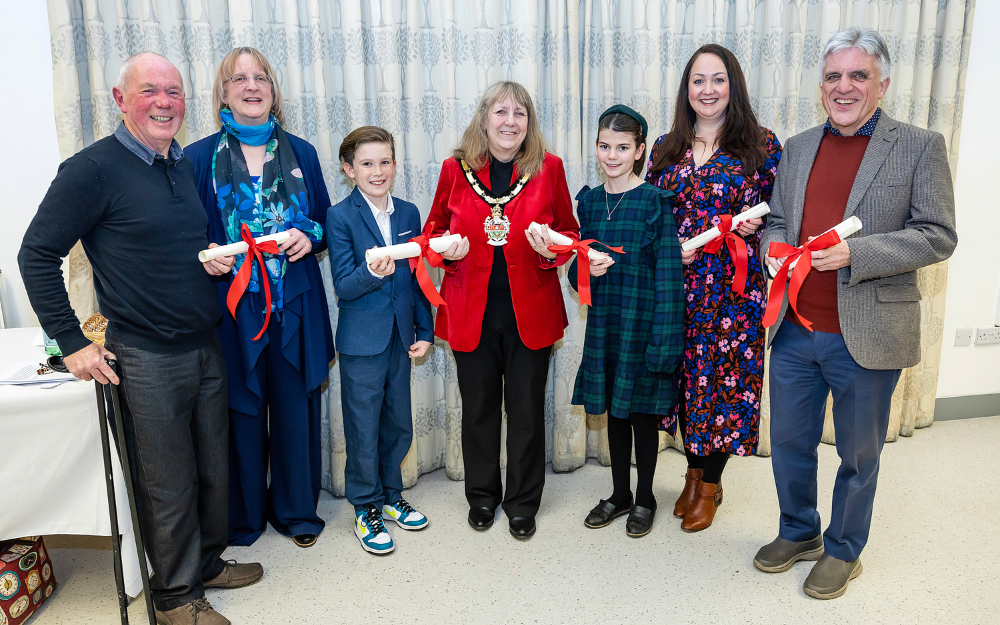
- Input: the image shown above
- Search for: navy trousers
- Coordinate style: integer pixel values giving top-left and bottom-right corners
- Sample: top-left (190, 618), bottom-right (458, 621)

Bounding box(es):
top-left (768, 321), bottom-right (901, 562)
top-left (228, 321), bottom-right (325, 545)
top-left (339, 325), bottom-right (412, 511)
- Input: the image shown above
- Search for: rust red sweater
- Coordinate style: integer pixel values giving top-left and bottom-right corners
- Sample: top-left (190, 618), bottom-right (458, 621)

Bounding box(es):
top-left (787, 133), bottom-right (870, 334)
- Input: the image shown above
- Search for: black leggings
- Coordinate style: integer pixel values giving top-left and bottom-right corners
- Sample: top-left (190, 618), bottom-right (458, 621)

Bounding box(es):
top-left (607, 413), bottom-right (660, 510)
top-left (678, 404), bottom-right (729, 484)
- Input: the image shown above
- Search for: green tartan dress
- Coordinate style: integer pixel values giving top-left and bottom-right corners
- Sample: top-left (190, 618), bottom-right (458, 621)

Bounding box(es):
top-left (569, 183), bottom-right (685, 420)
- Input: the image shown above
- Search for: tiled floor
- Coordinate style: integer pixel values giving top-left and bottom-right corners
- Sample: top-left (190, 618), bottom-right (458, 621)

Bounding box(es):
top-left (29, 416), bottom-right (1000, 625)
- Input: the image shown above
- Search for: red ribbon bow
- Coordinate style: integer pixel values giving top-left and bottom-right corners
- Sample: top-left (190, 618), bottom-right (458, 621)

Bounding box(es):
top-left (227, 223), bottom-right (281, 341)
top-left (407, 223), bottom-right (447, 308)
top-left (762, 229), bottom-right (844, 332)
top-left (703, 215), bottom-right (749, 297)
top-left (547, 238), bottom-right (625, 306)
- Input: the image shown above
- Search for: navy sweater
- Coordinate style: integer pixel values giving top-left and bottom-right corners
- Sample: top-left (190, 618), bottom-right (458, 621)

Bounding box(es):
top-left (18, 134), bottom-right (220, 355)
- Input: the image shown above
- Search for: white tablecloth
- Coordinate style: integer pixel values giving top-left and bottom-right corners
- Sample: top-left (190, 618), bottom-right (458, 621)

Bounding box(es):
top-left (0, 327), bottom-right (143, 596)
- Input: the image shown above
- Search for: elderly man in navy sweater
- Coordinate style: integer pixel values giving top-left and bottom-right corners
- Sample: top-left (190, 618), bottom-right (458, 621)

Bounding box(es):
top-left (19, 53), bottom-right (260, 625)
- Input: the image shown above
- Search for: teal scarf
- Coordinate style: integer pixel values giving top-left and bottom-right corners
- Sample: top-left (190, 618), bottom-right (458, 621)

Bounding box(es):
top-left (219, 108), bottom-right (275, 146)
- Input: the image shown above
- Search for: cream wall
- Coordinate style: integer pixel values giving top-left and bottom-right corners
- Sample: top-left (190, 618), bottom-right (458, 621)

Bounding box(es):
top-left (0, 1), bottom-right (60, 329)
top-left (935, 0), bottom-right (1000, 399)
top-left (2, 2), bottom-right (996, 398)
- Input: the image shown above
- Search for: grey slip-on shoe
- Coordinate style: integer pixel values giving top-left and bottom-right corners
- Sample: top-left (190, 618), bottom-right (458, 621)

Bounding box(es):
top-left (803, 553), bottom-right (863, 600)
top-left (753, 534), bottom-right (825, 573)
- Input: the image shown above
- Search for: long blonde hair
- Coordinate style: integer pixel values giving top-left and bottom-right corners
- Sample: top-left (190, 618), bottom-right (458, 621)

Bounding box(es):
top-left (212, 47), bottom-right (286, 126)
top-left (453, 81), bottom-right (547, 179)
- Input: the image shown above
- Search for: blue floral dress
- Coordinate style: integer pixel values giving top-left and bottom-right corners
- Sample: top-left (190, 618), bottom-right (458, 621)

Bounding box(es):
top-left (645, 129), bottom-right (781, 456)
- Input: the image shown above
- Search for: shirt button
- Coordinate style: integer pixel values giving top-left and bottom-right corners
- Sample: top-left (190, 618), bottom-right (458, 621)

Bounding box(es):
top-left (392, 293), bottom-right (398, 300)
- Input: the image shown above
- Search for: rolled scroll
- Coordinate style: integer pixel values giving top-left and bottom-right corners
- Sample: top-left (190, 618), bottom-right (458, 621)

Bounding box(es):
top-left (528, 222), bottom-right (607, 261)
top-left (199, 231), bottom-right (290, 263)
top-left (364, 234), bottom-right (462, 264)
top-left (681, 202), bottom-right (771, 252)
top-left (767, 216), bottom-right (862, 278)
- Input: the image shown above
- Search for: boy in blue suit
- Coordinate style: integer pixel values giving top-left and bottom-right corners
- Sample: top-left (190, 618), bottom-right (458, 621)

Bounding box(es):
top-left (326, 126), bottom-right (434, 555)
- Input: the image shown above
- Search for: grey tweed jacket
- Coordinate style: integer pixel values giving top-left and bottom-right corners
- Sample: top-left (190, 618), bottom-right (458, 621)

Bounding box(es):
top-left (759, 112), bottom-right (957, 370)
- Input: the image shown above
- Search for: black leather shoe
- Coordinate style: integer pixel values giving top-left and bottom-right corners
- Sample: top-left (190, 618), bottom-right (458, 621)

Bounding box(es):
top-left (508, 516), bottom-right (536, 539)
top-left (468, 507), bottom-right (496, 530)
top-left (625, 498), bottom-right (657, 538)
top-left (584, 496), bottom-right (633, 529)
top-left (292, 534), bottom-right (318, 548)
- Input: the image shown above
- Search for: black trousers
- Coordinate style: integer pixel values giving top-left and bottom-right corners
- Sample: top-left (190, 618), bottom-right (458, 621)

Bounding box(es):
top-left (453, 290), bottom-right (551, 518)
top-left (107, 336), bottom-right (229, 611)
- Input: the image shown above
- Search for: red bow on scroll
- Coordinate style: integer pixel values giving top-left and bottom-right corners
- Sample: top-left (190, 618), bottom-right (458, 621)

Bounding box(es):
top-left (703, 215), bottom-right (749, 297)
top-left (762, 229), bottom-right (844, 332)
top-left (227, 223), bottom-right (281, 341)
top-left (546, 239), bottom-right (625, 306)
top-left (407, 224), bottom-right (447, 308)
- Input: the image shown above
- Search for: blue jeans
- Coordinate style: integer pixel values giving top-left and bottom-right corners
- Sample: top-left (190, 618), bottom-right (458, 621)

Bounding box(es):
top-left (768, 321), bottom-right (901, 562)
top-left (106, 336), bottom-right (229, 611)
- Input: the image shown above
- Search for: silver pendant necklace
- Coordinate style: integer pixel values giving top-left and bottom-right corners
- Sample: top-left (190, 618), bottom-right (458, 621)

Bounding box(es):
top-left (605, 173), bottom-right (633, 220)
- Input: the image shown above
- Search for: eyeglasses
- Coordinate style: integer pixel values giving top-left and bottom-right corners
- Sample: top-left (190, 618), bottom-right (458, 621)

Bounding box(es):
top-left (226, 73), bottom-right (271, 88)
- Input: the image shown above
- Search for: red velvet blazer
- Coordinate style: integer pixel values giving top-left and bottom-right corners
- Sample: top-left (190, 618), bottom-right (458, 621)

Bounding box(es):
top-left (424, 153), bottom-right (579, 352)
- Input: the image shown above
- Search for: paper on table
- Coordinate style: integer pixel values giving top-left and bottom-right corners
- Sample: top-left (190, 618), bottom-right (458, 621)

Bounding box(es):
top-left (680, 203), bottom-right (771, 252)
top-left (527, 222), bottom-right (606, 261)
top-left (198, 231), bottom-right (291, 262)
top-left (768, 216), bottom-right (863, 277)
top-left (364, 234), bottom-right (462, 264)
top-left (0, 361), bottom-right (77, 385)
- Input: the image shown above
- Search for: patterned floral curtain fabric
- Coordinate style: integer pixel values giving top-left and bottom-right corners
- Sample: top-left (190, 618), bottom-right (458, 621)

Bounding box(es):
top-left (46, 0), bottom-right (974, 491)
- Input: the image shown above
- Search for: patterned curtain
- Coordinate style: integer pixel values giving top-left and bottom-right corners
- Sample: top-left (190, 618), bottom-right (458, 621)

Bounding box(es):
top-left (46, 0), bottom-right (974, 494)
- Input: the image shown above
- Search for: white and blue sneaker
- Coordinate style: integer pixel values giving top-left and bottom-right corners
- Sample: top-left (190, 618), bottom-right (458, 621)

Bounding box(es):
top-left (382, 498), bottom-right (429, 531)
top-left (355, 505), bottom-right (394, 555)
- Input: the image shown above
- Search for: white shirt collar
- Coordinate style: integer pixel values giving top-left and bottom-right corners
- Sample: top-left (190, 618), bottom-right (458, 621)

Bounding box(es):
top-left (360, 191), bottom-right (394, 219)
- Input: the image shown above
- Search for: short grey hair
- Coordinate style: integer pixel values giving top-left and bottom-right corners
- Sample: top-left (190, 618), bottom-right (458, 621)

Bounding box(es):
top-left (116, 52), bottom-right (171, 91)
top-left (820, 27), bottom-right (892, 83)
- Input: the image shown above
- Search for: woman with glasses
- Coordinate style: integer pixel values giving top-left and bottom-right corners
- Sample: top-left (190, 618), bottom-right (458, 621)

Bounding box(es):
top-left (186, 47), bottom-right (334, 548)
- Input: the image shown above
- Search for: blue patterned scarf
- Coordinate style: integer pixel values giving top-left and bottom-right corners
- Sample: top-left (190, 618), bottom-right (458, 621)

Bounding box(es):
top-left (211, 116), bottom-right (322, 311)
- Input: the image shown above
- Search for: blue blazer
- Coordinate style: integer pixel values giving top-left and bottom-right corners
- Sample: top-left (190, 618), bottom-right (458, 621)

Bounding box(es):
top-left (326, 187), bottom-right (434, 357)
top-left (185, 130), bottom-right (335, 415)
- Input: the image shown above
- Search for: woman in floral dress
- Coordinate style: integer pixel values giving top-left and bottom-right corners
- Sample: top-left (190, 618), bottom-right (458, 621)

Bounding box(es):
top-left (646, 44), bottom-right (782, 533)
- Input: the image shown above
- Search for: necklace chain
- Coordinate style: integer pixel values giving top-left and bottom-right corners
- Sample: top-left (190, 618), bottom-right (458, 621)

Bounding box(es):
top-left (605, 173), bottom-right (634, 220)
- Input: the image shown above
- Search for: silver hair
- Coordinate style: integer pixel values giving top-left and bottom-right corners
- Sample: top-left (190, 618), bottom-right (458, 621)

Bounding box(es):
top-left (820, 27), bottom-right (892, 83)
top-left (116, 52), bottom-right (171, 91)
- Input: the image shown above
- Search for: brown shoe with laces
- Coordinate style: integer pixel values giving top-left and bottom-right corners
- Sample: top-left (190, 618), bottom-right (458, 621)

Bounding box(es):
top-left (673, 468), bottom-right (703, 518)
top-left (155, 597), bottom-right (230, 625)
top-left (203, 560), bottom-right (263, 590)
top-left (680, 481), bottom-right (723, 532)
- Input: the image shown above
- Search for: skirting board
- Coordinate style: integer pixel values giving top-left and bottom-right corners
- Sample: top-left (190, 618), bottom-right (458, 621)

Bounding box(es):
top-left (934, 394), bottom-right (1000, 421)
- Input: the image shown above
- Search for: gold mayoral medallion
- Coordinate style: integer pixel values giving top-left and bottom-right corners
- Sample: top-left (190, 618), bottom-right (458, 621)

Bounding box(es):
top-left (460, 159), bottom-right (529, 247)
top-left (483, 209), bottom-right (512, 246)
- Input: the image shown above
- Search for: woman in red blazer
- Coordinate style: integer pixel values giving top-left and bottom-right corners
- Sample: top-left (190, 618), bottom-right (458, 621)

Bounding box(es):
top-left (424, 81), bottom-right (579, 539)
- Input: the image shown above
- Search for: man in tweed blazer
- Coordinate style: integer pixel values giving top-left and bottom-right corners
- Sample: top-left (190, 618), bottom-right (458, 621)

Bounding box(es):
top-left (754, 27), bottom-right (957, 600)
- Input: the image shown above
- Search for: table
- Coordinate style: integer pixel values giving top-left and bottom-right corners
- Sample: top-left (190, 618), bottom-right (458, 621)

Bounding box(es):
top-left (0, 327), bottom-right (143, 597)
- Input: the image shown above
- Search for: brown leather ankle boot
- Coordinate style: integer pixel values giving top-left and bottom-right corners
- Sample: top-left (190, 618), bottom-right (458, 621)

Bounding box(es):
top-left (680, 481), bottom-right (723, 532)
top-left (673, 468), bottom-right (703, 518)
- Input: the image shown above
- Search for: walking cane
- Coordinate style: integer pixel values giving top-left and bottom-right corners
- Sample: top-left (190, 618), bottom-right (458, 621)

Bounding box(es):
top-left (95, 359), bottom-right (156, 625)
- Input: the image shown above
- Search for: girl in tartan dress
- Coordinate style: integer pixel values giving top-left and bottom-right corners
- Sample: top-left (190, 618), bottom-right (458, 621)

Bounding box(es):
top-left (570, 106), bottom-right (685, 537)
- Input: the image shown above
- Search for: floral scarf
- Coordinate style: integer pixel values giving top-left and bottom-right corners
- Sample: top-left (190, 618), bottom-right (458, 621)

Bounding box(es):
top-left (212, 114), bottom-right (322, 312)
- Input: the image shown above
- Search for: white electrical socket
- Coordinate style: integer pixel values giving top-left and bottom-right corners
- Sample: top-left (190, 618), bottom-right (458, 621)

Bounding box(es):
top-left (955, 327), bottom-right (974, 346)
top-left (975, 327), bottom-right (1000, 345)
